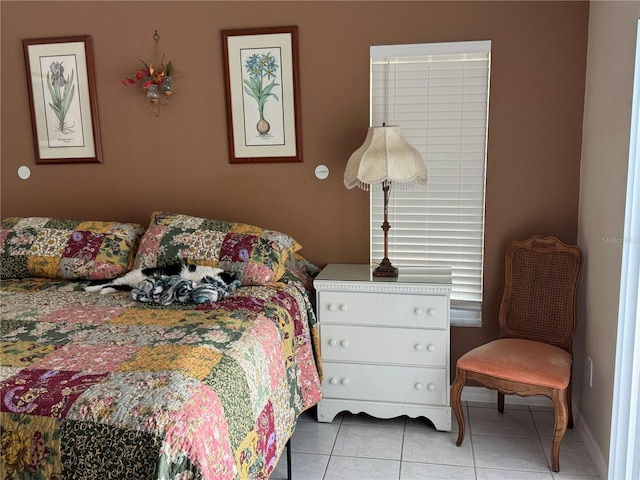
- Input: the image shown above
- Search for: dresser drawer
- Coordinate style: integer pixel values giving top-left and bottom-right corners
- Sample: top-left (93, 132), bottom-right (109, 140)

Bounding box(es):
top-left (320, 324), bottom-right (446, 367)
top-left (317, 291), bottom-right (447, 328)
top-left (322, 362), bottom-right (447, 405)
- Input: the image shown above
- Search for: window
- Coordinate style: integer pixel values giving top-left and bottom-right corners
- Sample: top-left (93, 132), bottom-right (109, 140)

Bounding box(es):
top-left (369, 41), bottom-right (491, 326)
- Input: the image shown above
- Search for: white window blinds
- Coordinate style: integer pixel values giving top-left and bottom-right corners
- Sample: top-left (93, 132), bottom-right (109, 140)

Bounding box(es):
top-left (370, 41), bottom-right (491, 326)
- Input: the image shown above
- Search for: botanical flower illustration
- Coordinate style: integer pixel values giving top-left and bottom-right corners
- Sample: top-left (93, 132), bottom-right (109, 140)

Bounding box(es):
top-left (243, 52), bottom-right (280, 135)
top-left (47, 61), bottom-right (75, 134)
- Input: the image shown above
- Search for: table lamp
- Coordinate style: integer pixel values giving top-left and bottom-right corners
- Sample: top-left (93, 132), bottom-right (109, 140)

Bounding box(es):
top-left (344, 125), bottom-right (427, 277)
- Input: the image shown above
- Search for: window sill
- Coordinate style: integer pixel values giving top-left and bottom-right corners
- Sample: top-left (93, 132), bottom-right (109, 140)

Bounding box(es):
top-left (451, 308), bottom-right (482, 328)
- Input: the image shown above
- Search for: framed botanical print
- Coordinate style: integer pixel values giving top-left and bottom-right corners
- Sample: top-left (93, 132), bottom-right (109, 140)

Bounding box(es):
top-left (23, 35), bottom-right (103, 164)
top-left (222, 26), bottom-right (303, 164)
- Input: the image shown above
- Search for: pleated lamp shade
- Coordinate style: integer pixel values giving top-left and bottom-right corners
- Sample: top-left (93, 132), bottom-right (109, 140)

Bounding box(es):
top-left (344, 126), bottom-right (427, 190)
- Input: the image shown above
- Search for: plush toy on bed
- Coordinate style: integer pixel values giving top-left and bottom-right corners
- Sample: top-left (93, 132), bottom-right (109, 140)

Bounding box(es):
top-left (85, 263), bottom-right (240, 305)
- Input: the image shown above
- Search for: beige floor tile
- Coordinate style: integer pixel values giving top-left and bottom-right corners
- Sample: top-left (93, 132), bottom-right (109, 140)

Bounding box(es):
top-left (275, 409), bottom-right (601, 480)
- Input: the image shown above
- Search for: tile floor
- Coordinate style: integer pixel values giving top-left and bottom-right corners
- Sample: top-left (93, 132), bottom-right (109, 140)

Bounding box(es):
top-left (272, 401), bottom-right (601, 480)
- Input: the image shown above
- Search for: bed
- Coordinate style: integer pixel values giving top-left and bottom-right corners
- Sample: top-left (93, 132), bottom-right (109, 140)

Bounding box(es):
top-left (0, 212), bottom-right (323, 480)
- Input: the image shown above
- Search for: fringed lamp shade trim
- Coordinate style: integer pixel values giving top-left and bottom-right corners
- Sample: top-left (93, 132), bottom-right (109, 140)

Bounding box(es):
top-left (346, 177), bottom-right (427, 191)
top-left (343, 126), bottom-right (427, 190)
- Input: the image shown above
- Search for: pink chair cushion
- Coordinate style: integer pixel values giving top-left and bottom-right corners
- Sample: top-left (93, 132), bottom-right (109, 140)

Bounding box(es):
top-left (457, 338), bottom-right (572, 389)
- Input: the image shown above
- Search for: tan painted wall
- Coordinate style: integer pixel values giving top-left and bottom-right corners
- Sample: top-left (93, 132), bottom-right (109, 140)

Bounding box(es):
top-left (576, 0), bottom-right (640, 472)
top-left (1, 1), bottom-right (588, 374)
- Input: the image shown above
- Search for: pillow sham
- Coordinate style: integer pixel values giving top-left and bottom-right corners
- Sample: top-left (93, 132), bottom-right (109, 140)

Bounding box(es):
top-left (133, 211), bottom-right (302, 286)
top-left (280, 252), bottom-right (321, 293)
top-left (0, 217), bottom-right (144, 280)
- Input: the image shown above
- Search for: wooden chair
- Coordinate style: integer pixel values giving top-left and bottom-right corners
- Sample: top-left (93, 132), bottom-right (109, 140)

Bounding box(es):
top-left (450, 236), bottom-right (583, 472)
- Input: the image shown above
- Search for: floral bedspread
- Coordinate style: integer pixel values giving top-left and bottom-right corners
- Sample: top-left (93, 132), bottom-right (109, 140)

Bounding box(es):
top-left (0, 277), bottom-right (322, 479)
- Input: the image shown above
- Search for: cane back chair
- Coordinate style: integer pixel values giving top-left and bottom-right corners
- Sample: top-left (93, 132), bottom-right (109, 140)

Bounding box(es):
top-left (450, 236), bottom-right (583, 472)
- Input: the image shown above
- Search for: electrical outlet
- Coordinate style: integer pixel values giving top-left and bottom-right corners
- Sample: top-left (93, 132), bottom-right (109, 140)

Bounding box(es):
top-left (587, 356), bottom-right (593, 388)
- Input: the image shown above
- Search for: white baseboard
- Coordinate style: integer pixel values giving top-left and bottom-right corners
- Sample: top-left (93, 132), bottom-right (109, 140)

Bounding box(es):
top-left (459, 386), bottom-right (608, 479)
top-left (572, 401), bottom-right (608, 479)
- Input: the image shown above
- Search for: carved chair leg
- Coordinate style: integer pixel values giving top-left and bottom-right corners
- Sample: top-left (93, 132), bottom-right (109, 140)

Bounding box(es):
top-left (550, 387), bottom-right (569, 472)
top-left (450, 368), bottom-right (467, 446)
top-left (497, 391), bottom-right (505, 413)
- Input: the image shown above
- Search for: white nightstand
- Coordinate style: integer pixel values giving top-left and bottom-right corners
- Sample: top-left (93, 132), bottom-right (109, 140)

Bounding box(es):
top-left (314, 263), bottom-right (452, 431)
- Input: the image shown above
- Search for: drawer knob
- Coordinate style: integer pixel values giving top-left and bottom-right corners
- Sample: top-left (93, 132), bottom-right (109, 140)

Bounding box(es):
top-left (340, 340), bottom-right (349, 347)
top-left (414, 344), bottom-right (424, 351)
top-left (341, 378), bottom-right (349, 385)
top-left (340, 304), bottom-right (348, 312)
top-left (328, 304), bottom-right (336, 311)
top-left (428, 383), bottom-right (436, 391)
top-left (415, 383), bottom-right (424, 390)
top-left (414, 308), bottom-right (424, 315)
top-left (427, 308), bottom-right (437, 316)
top-left (328, 339), bottom-right (337, 346)
top-left (329, 378), bottom-right (338, 385)
top-left (427, 344), bottom-right (436, 352)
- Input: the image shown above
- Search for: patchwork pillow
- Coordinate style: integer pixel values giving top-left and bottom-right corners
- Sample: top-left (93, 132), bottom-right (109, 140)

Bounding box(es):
top-left (281, 252), bottom-right (321, 293)
top-left (133, 211), bottom-right (302, 286)
top-left (1, 217), bottom-right (144, 280)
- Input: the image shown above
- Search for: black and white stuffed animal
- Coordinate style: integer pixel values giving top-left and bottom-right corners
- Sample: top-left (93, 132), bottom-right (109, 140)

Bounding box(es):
top-left (85, 263), bottom-right (236, 295)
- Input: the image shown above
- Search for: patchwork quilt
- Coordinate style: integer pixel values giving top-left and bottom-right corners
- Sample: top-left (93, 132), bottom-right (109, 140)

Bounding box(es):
top-left (0, 277), bottom-right (322, 479)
